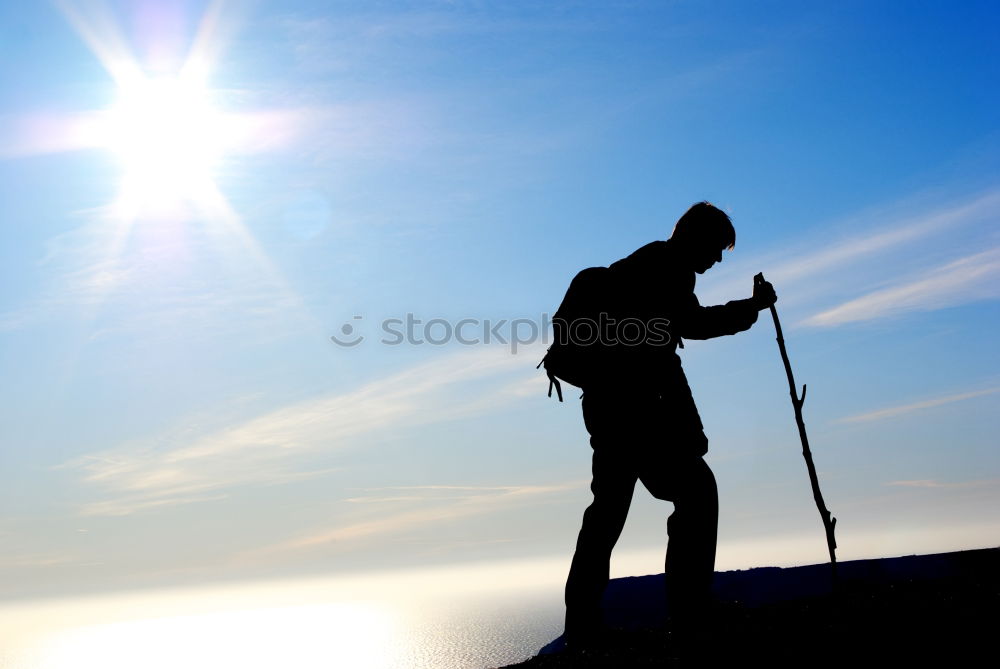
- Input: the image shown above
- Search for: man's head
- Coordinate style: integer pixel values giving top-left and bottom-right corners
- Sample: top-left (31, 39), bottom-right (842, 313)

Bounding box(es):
top-left (669, 201), bottom-right (736, 274)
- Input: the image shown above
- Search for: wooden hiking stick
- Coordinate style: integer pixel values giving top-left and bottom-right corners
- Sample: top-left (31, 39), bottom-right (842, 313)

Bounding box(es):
top-left (754, 272), bottom-right (838, 580)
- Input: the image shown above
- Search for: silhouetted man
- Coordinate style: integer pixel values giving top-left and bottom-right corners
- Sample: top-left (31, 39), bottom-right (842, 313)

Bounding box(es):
top-left (563, 202), bottom-right (777, 647)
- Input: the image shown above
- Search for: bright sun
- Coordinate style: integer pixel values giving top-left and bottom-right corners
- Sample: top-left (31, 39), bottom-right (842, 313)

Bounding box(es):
top-left (106, 76), bottom-right (226, 211)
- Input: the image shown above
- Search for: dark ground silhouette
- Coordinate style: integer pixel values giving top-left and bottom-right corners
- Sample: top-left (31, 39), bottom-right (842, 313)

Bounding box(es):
top-left (498, 547), bottom-right (999, 667)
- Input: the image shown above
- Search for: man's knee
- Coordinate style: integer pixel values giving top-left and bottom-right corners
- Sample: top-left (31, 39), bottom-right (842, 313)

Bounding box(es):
top-left (644, 457), bottom-right (717, 505)
top-left (690, 459), bottom-right (718, 504)
top-left (577, 488), bottom-right (632, 548)
top-left (679, 460), bottom-right (718, 515)
top-left (581, 492), bottom-right (631, 529)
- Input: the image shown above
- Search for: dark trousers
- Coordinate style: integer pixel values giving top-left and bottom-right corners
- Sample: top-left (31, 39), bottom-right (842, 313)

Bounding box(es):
top-left (564, 389), bottom-right (718, 636)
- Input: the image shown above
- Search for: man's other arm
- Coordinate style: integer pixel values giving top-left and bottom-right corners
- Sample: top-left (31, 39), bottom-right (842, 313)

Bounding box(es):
top-left (672, 278), bottom-right (777, 340)
top-left (674, 292), bottom-right (759, 340)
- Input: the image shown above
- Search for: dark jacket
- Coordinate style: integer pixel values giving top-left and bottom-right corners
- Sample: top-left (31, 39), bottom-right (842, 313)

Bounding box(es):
top-left (593, 238), bottom-right (758, 402)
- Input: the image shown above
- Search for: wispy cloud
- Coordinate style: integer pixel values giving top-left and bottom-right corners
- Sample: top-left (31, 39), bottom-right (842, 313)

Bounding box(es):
top-left (886, 479), bottom-right (998, 489)
top-left (697, 188), bottom-right (1000, 324)
top-left (805, 247), bottom-right (1000, 327)
top-left (244, 480), bottom-right (582, 558)
top-left (770, 190), bottom-right (1000, 287)
top-left (838, 386), bottom-right (1000, 424)
top-left (343, 484), bottom-right (567, 504)
top-left (63, 347), bottom-right (541, 516)
top-left (0, 552), bottom-right (81, 569)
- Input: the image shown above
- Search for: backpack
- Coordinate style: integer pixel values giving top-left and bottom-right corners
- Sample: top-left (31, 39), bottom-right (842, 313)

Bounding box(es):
top-left (537, 266), bottom-right (613, 401)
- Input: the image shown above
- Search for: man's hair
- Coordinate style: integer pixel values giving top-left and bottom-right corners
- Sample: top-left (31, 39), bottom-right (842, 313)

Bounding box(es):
top-left (670, 201), bottom-right (736, 250)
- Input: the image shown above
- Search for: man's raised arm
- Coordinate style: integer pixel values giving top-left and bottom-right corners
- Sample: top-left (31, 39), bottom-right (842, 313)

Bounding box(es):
top-left (674, 278), bottom-right (776, 340)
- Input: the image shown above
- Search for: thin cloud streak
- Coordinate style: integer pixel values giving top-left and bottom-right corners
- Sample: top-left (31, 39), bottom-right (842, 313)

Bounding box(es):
top-left (697, 187), bottom-right (1000, 319)
top-left (886, 479), bottom-right (999, 489)
top-left (64, 346), bottom-right (541, 516)
top-left (76, 469), bottom-right (341, 517)
top-left (839, 387), bottom-right (1000, 424)
top-left (343, 484), bottom-right (571, 504)
top-left (81, 493), bottom-right (231, 517)
top-left (244, 480), bottom-right (583, 558)
top-left (805, 247), bottom-right (1000, 327)
top-left (0, 552), bottom-right (81, 569)
top-left (769, 190), bottom-right (1000, 286)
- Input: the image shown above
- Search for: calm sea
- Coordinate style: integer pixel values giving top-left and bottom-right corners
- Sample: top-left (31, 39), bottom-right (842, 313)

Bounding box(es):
top-left (0, 562), bottom-right (568, 669)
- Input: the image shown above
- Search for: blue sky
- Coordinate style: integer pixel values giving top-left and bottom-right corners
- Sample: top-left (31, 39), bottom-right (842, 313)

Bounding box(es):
top-left (1, 0), bottom-right (998, 601)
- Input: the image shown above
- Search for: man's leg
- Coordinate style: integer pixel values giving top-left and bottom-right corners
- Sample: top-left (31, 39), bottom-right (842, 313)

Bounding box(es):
top-left (564, 446), bottom-right (637, 639)
top-left (564, 392), bottom-right (639, 641)
top-left (661, 457), bottom-right (718, 618)
top-left (637, 390), bottom-right (718, 622)
top-left (639, 454), bottom-right (718, 655)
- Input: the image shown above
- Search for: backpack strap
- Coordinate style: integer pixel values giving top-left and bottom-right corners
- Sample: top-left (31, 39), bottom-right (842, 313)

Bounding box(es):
top-left (547, 371), bottom-right (564, 402)
top-left (536, 353), bottom-right (564, 402)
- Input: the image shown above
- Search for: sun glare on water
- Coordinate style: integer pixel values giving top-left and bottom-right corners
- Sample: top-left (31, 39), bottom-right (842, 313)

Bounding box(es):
top-left (25, 602), bottom-right (398, 669)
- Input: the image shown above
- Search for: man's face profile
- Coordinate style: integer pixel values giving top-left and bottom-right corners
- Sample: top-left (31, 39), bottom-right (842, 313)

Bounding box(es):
top-left (689, 238), bottom-right (726, 274)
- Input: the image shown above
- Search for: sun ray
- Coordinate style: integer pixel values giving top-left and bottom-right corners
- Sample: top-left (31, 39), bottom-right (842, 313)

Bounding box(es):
top-left (189, 179), bottom-right (315, 321)
top-left (0, 111), bottom-right (108, 158)
top-left (56, 0), bottom-right (145, 88)
top-left (181, 0), bottom-right (242, 86)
